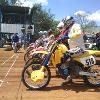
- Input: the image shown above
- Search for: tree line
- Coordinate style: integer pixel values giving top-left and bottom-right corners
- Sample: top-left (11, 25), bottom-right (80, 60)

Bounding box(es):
top-left (0, 0), bottom-right (97, 36)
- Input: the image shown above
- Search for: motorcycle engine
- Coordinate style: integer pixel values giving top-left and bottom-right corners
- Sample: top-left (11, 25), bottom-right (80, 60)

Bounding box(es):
top-left (56, 61), bottom-right (81, 79)
top-left (69, 61), bottom-right (81, 78)
top-left (57, 62), bottom-right (69, 78)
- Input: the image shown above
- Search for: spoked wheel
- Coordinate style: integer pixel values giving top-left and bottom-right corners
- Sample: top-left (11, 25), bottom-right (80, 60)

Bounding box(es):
top-left (22, 63), bottom-right (51, 90)
top-left (24, 50), bottom-right (32, 62)
top-left (83, 65), bottom-right (100, 87)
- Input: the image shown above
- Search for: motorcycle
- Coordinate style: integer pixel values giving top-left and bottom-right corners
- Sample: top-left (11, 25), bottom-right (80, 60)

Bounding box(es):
top-left (24, 40), bottom-right (48, 62)
top-left (21, 40), bottom-right (100, 90)
top-left (24, 40), bottom-right (53, 64)
top-left (24, 45), bottom-right (46, 62)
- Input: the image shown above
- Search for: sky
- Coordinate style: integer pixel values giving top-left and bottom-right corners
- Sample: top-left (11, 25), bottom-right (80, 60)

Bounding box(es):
top-left (15, 0), bottom-right (100, 24)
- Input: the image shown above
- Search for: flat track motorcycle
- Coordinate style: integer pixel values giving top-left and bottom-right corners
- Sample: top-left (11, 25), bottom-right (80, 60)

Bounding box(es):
top-left (24, 41), bottom-right (51, 62)
top-left (22, 40), bottom-right (100, 90)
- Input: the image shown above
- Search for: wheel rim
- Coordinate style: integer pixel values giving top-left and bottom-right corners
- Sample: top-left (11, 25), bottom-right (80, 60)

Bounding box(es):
top-left (87, 65), bottom-right (100, 85)
top-left (24, 64), bottom-right (49, 89)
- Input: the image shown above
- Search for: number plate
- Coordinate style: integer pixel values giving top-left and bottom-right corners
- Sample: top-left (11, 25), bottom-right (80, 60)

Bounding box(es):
top-left (80, 56), bottom-right (96, 67)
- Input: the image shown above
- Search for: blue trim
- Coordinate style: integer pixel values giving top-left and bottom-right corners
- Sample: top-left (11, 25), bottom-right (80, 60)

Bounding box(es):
top-left (61, 34), bottom-right (69, 40)
top-left (42, 53), bottom-right (52, 67)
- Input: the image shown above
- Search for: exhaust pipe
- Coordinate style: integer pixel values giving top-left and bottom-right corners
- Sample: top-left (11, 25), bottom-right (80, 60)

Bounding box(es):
top-left (79, 71), bottom-right (97, 77)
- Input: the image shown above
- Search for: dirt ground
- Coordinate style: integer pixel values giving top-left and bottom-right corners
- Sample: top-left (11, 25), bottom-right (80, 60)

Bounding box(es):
top-left (0, 48), bottom-right (100, 100)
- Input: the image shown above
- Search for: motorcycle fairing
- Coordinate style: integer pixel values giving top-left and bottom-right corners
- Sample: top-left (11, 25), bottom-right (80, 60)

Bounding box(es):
top-left (53, 44), bottom-right (68, 65)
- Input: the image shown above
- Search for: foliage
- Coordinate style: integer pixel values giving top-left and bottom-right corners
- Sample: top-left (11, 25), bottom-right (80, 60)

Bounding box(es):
top-left (29, 4), bottom-right (59, 35)
top-left (75, 14), bottom-right (97, 34)
top-left (52, 20), bottom-right (60, 36)
top-left (0, 0), bottom-right (9, 5)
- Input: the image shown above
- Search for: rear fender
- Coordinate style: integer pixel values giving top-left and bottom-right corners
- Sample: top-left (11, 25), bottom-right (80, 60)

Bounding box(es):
top-left (85, 50), bottom-right (100, 56)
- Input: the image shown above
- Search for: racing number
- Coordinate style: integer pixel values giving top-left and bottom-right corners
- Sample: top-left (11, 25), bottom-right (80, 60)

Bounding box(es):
top-left (86, 58), bottom-right (94, 66)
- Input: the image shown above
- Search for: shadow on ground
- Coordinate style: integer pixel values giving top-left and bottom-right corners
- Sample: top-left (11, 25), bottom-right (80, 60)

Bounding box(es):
top-left (26, 81), bottom-right (100, 93)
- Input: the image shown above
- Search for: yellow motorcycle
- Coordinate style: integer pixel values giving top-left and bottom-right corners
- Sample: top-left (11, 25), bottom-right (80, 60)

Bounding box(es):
top-left (22, 40), bottom-right (100, 90)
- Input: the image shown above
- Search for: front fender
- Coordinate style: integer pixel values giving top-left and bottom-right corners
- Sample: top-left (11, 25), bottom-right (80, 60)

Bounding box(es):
top-left (30, 50), bottom-right (49, 56)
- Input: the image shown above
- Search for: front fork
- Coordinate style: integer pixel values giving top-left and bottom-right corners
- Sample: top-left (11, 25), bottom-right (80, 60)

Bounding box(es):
top-left (40, 53), bottom-right (52, 71)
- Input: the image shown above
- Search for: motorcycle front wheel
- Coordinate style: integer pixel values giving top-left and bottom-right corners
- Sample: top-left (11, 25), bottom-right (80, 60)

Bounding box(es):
top-left (83, 65), bottom-right (100, 87)
top-left (22, 63), bottom-right (51, 90)
top-left (24, 50), bottom-right (32, 62)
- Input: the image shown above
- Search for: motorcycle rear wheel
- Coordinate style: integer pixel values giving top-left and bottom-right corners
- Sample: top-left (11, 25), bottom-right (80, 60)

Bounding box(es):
top-left (83, 65), bottom-right (100, 87)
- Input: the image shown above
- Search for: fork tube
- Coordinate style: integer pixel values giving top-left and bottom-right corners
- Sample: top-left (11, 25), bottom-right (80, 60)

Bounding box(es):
top-left (42, 43), bottom-right (57, 67)
top-left (42, 53), bottom-right (52, 67)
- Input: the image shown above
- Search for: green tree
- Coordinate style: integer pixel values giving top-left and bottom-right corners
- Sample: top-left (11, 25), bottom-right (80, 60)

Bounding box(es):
top-left (0, 0), bottom-right (8, 5)
top-left (29, 4), bottom-right (58, 34)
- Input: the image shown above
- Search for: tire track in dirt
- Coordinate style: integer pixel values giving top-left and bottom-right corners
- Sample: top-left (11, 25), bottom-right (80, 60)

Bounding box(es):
top-left (0, 54), bottom-right (15, 66)
top-left (0, 54), bottom-right (19, 87)
top-left (0, 49), bottom-right (100, 100)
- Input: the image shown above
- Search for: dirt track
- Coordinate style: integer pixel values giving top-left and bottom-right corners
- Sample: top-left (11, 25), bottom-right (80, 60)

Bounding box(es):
top-left (0, 49), bottom-right (100, 100)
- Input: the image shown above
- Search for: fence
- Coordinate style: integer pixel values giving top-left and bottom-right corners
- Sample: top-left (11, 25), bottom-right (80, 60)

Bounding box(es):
top-left (0, 23), bottom-right (34, 34)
